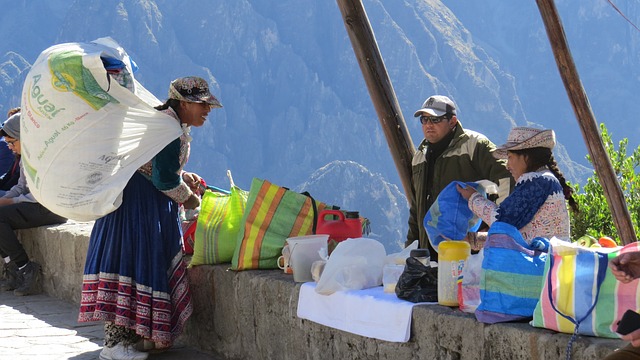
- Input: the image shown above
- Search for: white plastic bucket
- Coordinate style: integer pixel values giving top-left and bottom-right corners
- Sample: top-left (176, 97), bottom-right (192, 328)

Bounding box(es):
top-left (287, 234), bottom-right (329, 282)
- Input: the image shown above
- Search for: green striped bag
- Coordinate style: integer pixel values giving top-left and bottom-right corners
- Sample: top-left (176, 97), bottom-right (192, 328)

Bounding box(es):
top-left (532, 239), bottom-right (640, 338)
top-left (190, 175), bottom-right (248, 266)
top-left (475, 221), bottom-right (548, 323)
top-left (231, 178), bottom-right (332, 270)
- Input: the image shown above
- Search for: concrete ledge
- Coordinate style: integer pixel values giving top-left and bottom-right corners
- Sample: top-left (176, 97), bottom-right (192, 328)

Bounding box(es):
top-left (17, 223), bottom-right (626, 360)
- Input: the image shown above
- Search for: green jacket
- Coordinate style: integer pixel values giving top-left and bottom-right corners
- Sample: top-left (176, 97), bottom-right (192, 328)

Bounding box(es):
top-left (406, 122), bottom-right (513, 251)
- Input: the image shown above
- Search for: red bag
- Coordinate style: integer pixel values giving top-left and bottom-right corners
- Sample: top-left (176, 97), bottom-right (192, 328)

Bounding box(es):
top-left (181, 220), bottom-right (198, 255)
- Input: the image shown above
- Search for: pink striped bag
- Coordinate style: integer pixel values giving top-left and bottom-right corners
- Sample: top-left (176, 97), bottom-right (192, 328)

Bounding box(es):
top-left (531, 238), bottom-right (640, 338)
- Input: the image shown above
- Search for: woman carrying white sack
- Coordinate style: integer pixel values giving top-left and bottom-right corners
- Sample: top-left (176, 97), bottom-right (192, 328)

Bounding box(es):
top-left (79, 77), bottom-right (222, 360)
top-left (456, 127), bottom-right (578, 244)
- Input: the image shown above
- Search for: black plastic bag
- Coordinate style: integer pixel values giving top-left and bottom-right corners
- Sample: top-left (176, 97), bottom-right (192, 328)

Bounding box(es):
top-left (395, 257), bottom-right (438, 303)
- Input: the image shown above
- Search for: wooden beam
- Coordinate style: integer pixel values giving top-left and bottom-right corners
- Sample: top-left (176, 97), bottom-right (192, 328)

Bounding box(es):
top-left (536, 0), bottom-right (637, 244)
top-left (335, 0), bottom-right (416, 207)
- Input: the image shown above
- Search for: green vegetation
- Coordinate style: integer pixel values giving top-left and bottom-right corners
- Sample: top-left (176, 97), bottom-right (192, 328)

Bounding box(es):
top-left (569, 123), bottom-right (640, 244)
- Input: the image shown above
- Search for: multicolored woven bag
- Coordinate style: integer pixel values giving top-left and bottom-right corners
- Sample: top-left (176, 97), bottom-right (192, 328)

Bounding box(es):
top-left (475, 221), bottom-right (548, 323)
top-left (531, 238), bottom-right (640, 338)
top-left (190, 184), bottom-right (248, 266)
top-left (231, 178), bottom-right (333, 270)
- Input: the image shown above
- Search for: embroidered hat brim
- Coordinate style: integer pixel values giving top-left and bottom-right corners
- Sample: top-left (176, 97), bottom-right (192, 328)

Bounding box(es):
top-left (168, 76), bottom-right (222, 108)
top-left (493, 127), bottom-right (556, 159)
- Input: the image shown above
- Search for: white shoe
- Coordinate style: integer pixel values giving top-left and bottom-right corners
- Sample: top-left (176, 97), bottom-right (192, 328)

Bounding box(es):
top-left (99, 343), bottom-right (149, 360)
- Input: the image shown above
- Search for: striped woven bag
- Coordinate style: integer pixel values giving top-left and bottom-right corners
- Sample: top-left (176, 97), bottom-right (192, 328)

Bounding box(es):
top-left (475, 222), bottom-right (549, 324)
top-left (190, 184), bottom-right (248, 265)
top-left (231, 178), bottom-right (334, 270)
top-left (532, 239), bottom-right (640, 338)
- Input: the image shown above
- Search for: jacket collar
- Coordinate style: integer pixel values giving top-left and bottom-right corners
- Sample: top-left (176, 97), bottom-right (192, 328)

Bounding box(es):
top-left (418, 120), bottom-right (467, 152)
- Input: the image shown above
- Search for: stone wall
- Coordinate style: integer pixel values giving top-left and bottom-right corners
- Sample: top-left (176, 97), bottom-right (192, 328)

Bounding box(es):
top-left (17, 223), bottom-right (626, 360)
top-left (19, 220), bottom-right (93, 304)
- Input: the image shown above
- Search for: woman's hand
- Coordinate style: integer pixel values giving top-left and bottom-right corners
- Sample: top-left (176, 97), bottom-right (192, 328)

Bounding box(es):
top-left (183, 194), bottom-right (201, 210)
top-left (464, 231), bottom-right (487, 251)
top-left (456, 183), bottom-right (477, 200)
top-left (182, 172), bottom-right (203, 193)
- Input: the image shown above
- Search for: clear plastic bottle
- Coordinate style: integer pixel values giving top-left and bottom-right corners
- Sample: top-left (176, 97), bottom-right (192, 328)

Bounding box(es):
top-left (437, 241), bottom-right (470, 306)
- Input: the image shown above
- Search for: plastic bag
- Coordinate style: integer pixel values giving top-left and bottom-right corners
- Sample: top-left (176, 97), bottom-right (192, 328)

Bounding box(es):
top-left (424, 181), bottom-right (483, 251)
top-left (424, 180), bottom-right (497, 251)
top-left (395, 257), bottom-right (438, 303)
top-left (385, 240), bottom-right (418, 265)
top-left (315, 237), bottom-right (386, 295)
top-left (458, 249), bottom-right (484, 313)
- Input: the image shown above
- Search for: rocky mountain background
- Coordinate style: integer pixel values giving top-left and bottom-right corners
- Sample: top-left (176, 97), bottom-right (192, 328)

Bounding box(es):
top-left (0, 0), bottom-right (636, 251)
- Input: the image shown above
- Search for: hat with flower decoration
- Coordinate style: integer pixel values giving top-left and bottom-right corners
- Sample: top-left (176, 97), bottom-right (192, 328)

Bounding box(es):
top-left (168, 76), bottom-right (222, 108)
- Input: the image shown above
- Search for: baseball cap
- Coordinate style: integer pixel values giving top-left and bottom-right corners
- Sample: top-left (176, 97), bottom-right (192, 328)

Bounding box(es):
top-left (414, 95), bottom-right (457, 117)
top-left (0, 113), bottom-right (20, 140)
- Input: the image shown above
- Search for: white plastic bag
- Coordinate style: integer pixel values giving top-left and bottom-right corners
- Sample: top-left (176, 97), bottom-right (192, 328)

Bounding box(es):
top-left (315, 237), bottom-right (386, 295)
top-left (385, 240), bottom-right (418, 265)
top-left (459, 249), bottom-right (484, 313)
top-left (21, 37), bottom-right (182, 221)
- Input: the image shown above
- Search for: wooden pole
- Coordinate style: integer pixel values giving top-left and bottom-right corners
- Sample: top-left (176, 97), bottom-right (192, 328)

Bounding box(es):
top-left (335, 0), bottom-right (416, 207)
top-left (536, 0), bottom-right (637, 244)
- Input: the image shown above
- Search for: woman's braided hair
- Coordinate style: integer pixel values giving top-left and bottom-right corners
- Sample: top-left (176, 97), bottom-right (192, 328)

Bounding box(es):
top-left (154, 98), bottom-right (181, 112)
top-left (512, 147), bottom-right (579, 213)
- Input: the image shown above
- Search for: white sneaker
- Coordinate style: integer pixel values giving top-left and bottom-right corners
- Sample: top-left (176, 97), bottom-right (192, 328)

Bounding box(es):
top-left (99, 343), bottom-right (149, 360)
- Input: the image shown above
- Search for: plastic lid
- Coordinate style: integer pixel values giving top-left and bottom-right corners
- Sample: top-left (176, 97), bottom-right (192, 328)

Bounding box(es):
top-left (410, 248), bottom-right (430, 258)
top-left (345, 211), bottom-right (359, 218)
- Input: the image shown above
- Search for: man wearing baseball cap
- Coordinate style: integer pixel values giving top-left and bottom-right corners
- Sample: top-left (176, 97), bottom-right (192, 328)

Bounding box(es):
top-left (407, 95), bottom-right (513, 260)
top-left (0, 112), bottom-right (68, 296)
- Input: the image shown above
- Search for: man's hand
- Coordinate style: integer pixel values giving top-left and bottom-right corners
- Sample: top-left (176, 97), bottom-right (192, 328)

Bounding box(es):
top-left (622, 328), bottom-right (640, 347)
top-left (0, 198), bottom-right (14, 207)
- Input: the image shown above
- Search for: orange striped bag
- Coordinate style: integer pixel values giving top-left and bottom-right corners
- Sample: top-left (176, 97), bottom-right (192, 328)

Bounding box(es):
top-left (231, 178), bottom-right (333, 270)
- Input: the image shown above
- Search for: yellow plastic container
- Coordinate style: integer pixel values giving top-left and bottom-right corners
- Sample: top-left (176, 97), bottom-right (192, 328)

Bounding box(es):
top-left (437, 240), bottom-right (471, 306)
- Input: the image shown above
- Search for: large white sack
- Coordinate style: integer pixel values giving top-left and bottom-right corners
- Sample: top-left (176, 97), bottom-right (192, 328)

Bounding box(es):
top-left (20, 37), bottom-right (182, 221)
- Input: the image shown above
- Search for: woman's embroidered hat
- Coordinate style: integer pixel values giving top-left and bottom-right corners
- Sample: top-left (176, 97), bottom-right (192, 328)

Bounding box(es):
top-left (493, 127), bottom-right (556, 159)
top-left (168, 76), bottom-right (222, 108)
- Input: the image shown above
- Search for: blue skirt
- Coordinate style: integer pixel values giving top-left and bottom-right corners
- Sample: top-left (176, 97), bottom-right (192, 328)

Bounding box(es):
top-left (78, 172), bottom-right (192, 348)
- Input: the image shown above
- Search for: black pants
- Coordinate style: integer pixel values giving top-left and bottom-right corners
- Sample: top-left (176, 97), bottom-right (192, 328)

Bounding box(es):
top-left (0, 202), bottom-right (67, 266)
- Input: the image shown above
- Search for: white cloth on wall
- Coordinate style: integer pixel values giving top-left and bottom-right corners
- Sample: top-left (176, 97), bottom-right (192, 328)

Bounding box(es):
top-left (297, 282), bottom-right (435, 342)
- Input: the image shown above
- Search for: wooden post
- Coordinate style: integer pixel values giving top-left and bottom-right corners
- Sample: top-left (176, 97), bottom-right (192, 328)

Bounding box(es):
top-left (536, 0), bottom-right (637, 244)
top-left (335, 0), bottom-right (416, 207)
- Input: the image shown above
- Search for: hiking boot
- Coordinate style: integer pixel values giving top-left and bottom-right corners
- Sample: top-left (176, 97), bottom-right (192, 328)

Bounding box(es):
top-left (99, 343), bottom-right (149, 360)
top-left (0, 262), bottom-right (20, 291)
top-left (13, 262), bottom-right (42, 296)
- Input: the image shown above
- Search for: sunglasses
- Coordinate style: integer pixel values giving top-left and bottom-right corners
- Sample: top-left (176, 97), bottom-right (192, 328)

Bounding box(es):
top-left (419, 115), bottom-right (450, 125)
